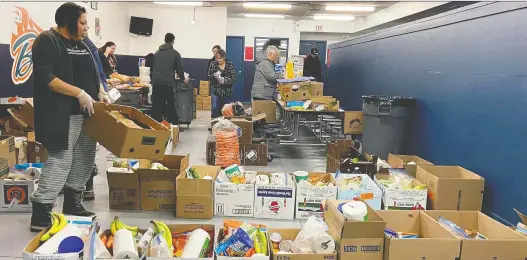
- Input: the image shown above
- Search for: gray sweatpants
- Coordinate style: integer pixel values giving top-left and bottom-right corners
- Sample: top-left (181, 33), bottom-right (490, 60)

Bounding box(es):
top-left (31, 115), bottom-right (96, 204)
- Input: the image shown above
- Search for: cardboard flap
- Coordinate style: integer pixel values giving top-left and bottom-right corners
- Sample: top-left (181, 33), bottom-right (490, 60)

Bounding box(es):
top-left (387, 153), bottom-right (404, 168)
top-left (515, 208), bottom-right (527, 225)
top-left (7, 101), bottom-right (34, 129)
top-left (324, 199), bottom-right (385, 239)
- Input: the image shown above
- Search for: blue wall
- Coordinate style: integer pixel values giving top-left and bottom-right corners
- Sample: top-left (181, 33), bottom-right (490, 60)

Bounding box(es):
top-left (326, 2), bottom-right (527, 224)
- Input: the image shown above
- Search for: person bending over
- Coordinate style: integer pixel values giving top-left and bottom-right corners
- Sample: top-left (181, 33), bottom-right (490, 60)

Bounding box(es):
top-left (30, 2), bottom-right (109, 231)
top-left (208, 49), bottom-right (236, 118)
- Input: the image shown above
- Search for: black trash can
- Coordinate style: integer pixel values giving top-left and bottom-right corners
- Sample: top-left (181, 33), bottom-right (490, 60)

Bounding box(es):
top-left (362, 95), bottom-right (416, 159)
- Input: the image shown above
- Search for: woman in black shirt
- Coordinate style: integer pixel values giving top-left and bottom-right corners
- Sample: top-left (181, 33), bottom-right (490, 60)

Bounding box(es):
top-left (208, 49), bottom-right (236, 118)
top-left (30, 2), bottom-right (107, 231)
top-left (98, 41), bottom-right (118, 76)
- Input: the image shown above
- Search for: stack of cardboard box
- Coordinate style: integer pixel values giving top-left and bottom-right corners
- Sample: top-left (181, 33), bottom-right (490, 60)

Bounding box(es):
top-left (197, 80), bottom-right (212, 111)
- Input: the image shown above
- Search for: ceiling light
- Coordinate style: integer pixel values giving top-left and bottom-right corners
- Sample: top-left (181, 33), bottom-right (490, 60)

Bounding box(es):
top-left (244, 13), bottom-right (286, 19)
top-left (313, 14), bottom-right (355, 21)
top-left (325, 5), bottom-right (375, 12)
top-left (154, 1), bottom-right (203, 6)
top-left (243, 3), bottom-right (292, 9)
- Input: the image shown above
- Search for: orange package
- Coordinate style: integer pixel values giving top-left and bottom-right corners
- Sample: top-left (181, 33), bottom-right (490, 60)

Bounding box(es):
top-left (223, 220), bottom-right (268, 237)
top-left (215, 131), bottom-right (240, 167)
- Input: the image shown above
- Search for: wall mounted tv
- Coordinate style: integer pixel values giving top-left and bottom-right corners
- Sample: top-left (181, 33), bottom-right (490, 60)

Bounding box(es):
top-left (129, 16), bottom-right (153, 36)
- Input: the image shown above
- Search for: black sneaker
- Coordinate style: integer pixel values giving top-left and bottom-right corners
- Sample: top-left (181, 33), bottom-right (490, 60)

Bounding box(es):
top-left (83, 165), bottom-right (97, 201)
top-left (63, 188), bottom-right (96, 217)
top-left (30, 202), bottom-right (53, 232)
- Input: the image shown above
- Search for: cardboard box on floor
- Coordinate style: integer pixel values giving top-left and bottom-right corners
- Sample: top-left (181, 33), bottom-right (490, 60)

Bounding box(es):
top-left (23, 228), bottom-right (81, 260)
top-left (203, 96), bottom-right (212, 110)
top-left (335, 174), bottom-right (383, 210)
top-left (107, 168), bottom-right (140, 210)
top-left (27, 141), bottom-right (47, 163)
top-left (137, 154), bottom-right (189, 211)
top-left (374, 169), bottom-right (427, 210)
top-left (343, 111), bottom-right (363, 134)
top-left (388, 154), bottom-right (433, 178)
top-left (0, 174), bottom-right (37, 212)
top-left (295, 173), bottom-right (337, 219)
top-left (176, 165), bottom-right (220, 219)
top-left (378, 210), bottom-right (461, 260)
top-left (324, 199), bottom-right (386, 260)
top-left (216, 228), bottom-right (269, 260)
top-left (0, 136), bottom-right (16, 172)
top-left (254, 172), bottom-right (296, 220)
top-left (229, 117), bottom-right (253, 144)
top-left (206, 135), bottom-right (268, 166)
top-left (252, 100), bottom-right (277, 123)
top-left (269, 228), bottom-right (337, 260)
top-left (416, 165), bottom-right (484, 210)
top-left (147, 224), bottom-right (216, 260)
top-left (84, 103), bottom-right (171, 160)
top-left (197, 96), bottom-right (204, 110)
top-left (424, 210), bottom-right (527, 260)
top-left (214, 176), bottom-right (255, 218)
top-left (200, 80), bottom-right (210, 96)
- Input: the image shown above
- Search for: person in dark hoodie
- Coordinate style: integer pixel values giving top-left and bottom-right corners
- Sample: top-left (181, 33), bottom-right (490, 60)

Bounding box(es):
top-left (251, 45), bottom-right (281, 100)
top-left (151, 33), bottom-right (188, 127)
top-left (303, 47), bottom-right (322, 82)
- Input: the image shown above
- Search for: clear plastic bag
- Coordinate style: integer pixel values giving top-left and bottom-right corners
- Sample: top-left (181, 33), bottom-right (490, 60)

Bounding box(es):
top-left (292, 216), bottom-right (328, 253)
top-left (213, 119), bottom-right (241, 167)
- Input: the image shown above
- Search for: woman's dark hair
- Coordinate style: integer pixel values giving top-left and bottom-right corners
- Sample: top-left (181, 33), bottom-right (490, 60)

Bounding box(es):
top-left (98, 41), bottom-right (116, 53)
top-left (55, 2), bottom-right (86, 36)
top-left (216, 49), bottom-right (227, 59)
top-left (212, 45), bottom-right (221, 51)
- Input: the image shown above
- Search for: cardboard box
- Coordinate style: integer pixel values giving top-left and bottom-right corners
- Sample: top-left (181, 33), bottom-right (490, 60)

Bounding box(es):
top-left (200, 81), bottom-right (210, 96)
top-left (378, 210), bottom-right (461, 260)
top-left (310, 82), bottom-right (324, 97)
top-left (107, 168), bottom-right (140, 210)
top-left (515, 208), bottom-right (527, 236)
top-left (0, 175), bottom-right (37, 212)
top-left (84, 103), bottom-right (171, 160)
top-left (0, 136), bottom-right (16, 172)
top-left (229, 117), bottom-right (253, 144)
top-left (137, 154), bottom-right (189, 211)
top-left (343, 111), bottom-right (363, 134)
top-left (254, 172), bottom-right (296, 220)
top-left (269, 228), bottom-right (337, 260)
top-left (324, 199), bottom-right (386, 260)
top-left (216, 228), bottom-right (268, 260)
top-left (27, 141), bottom-right (47, 163)
top-left (252, 100), bottom-right (277, 123)
top-left (280, 82), bottom-right (312, 101)
top-left (170, 125), bottom-right (179, 150)
top-left (295, 173), bottom-right (338, 219)
top-left (388, 154), bottom-right (433, 178)
top-left (176, 165), bottom-right (220, 219)
top-left (197, 96), bottom-right (204, 110)
top-left (205, 134), bottom-right (242, 166)
top-left (374, 169), bottom-right (427, 210)
top-left (241, 143), bottom-right (268, 166)
top-left (416, 165), bottom-right (484, 210)
top-left (424, 210), bottom-right (527, 260)
top-left (7, 100), bottom-right (35, 129)
top-left (161, 224), bottom-right (215, 260)
top-left (326, 140), bottom-right (376, 176)
top-left (23, 228), bottom-right (81, 260)
top-left (335, 174), bottom-right (383, 210)
top-left (214, 178), bottom-right (255, 217)
top-left (312, 96), bottom-right (339, 111)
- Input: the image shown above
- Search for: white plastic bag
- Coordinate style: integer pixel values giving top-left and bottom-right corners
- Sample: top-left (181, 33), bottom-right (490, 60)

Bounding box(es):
top-left (292, 216), bottom-right (329, 253)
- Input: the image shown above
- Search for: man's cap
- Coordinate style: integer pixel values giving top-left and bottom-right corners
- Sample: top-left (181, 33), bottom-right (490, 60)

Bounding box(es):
top-left (311, 48), bottom-right (319, 55)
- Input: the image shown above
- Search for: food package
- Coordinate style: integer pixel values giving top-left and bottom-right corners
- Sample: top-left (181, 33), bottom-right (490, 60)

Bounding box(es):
top-left (215, 228), bottom-right (254, 257)
top-left (137, 228), bottom-right (154, 258)
top-left (377, 169), bottom-right (426, 190)
top-left (213, 119), bottom-right (241, 167)
top-left (384, 228), bottom-right (419, 239)
top-left (149, 233), bottom-right (173, 257)
top-left (291, 216), bottom-right (330, 254)
top-left (109, 111), bottom-right (142, 129)
top-left (438, 217), bottom-right (487, 239)
top-left (180, 229), bottom-right (211, 258)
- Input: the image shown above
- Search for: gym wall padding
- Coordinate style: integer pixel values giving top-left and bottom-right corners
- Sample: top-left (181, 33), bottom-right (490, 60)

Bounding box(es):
top-left (326, 2), bottom-right (527, 224)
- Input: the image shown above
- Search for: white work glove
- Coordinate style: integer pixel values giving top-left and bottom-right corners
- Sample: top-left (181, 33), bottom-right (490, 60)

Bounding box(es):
top-left (218, 77), bottom-right (225, 85)
top-left (76, 90), bottom-right (95, 115)
top-left (99, 92), bottom-right (112, 104)
top-left (214, 71), bottom-right (221, 78)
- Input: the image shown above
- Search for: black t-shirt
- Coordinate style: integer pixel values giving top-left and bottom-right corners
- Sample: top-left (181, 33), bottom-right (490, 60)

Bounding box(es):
top-left (64, 39), bottom-right (98, 114)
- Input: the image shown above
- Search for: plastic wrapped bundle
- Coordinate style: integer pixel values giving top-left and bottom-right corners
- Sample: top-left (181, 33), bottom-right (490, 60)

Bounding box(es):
top-left (213, 119), bottom-right (241, 167)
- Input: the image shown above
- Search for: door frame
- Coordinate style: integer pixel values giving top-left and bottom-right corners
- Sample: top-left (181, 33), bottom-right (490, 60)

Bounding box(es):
top-left (226, 35), bottom-right (245, 101)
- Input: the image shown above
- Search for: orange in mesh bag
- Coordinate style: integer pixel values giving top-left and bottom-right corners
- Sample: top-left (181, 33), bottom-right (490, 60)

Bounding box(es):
top-left (213, 119), bottom-right (241, 167)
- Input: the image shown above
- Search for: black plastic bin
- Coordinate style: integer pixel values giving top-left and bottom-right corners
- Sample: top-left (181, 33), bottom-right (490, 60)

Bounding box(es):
top-left (362, 95), bottom-right (416, 159)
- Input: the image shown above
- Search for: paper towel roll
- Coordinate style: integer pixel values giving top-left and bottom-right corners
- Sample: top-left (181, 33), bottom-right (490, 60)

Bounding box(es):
top-left (313, 233), bottom-right (335, 254)
top-left (113, 229), bottom-right (138, 259)
top-left (341, 201), bottom-right (368, 221)
top-left (35, 224), bottom-right (83, 254)
top-left (181, 229), bottom-right (211, 258)
top-left (95, 235), bottom-right (112, 259)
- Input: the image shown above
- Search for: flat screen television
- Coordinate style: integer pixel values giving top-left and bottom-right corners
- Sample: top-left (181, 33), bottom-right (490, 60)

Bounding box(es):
top-left (129, 16), bottom-right (153, 36)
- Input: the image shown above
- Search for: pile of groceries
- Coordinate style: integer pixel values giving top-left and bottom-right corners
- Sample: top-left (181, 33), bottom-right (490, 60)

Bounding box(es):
top-left (89, 218), bottom-right (214, 258)
top-left (334, 171), bottom-right (364, 190)
top-left (438, 217), bottom-right (488, 240)
top-left (212, 119), bottom-right (241, 167)
top-left (5, 163), bottom-right (43, 181)
top-left (384, 229), bottom-right (419, 239)
top-left (30, 216), bottom-right (93, 255)
top-left (216, 220), bottom-right (268, 257)
top-left (293, 171), bottom-right (335, 187)
top-left (256, 172), bottom-right (295, 186)
top-left (376, 169), bottom-right (426, 190)
top-left (216, 165), bottom-right (255, 184)
top-left (109, 158), bottom-right (170, 173)
top-left (271, 216), bottom-right (335, 254)
top-left (186, 167), bottom-right (214, 180)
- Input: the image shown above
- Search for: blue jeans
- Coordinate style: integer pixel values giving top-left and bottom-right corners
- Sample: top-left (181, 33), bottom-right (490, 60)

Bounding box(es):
top-left (211, 93), bottom-right (228, 119)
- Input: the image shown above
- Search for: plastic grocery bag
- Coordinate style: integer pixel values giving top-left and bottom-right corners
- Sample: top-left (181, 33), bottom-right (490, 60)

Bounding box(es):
top-left (291, 216), bottom-right (329, 253)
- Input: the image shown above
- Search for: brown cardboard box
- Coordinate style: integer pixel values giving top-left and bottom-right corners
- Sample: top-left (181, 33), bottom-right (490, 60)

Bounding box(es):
top-left (378, 210), bottom-right (461, 260)
top-left (203, 96), bottom-right (212, 110)
top-left (193, 87), bottom-right (198, 97)
top-left (252, 100), bottom-right (277, 123)
top-left (269, 228), bottom-right (338, 260)
top-left (416, 166), bottom-right (484, 210)
top-left (326, 140), bottom-right (376, 175)
top-left (424, 210), bottom-right (527, 260)
top-left (200, 81), bottom-right (210, 96)
top-left (280, 81), bottom-right (312, 101)
top-left (176, 165), bottom-right (220, 219)
top-left (240, 143), bottom-right (268, 166)
top-left (7, 100), bottom-right (34, 129)
top-left (170, 224), bottom-right (216, 258)
top-left (107, 168), bottom-right (140, 210)
top-left (0, 136), bottom-right (16, 173)
top-left (171, 125), bottom-right (179, 150)
top-left (324, 199), bottom-right (386, 260)
top-left (229, 117), bottom-right (253, 144)
top-left (27, 141), bottom-right (47, 163)
top-left (310, 82), bottom-right (324, 97)
top-left (388, 154), bottom-right (433, 178)
top-left (343, 111), bottom-right (363, 134)
top-left (206, 134), bottom-right (243, 166)
top-left (137, 154), bottom-right (189, 211)
top-left (197, 96), bottom-right (204, 110)
top-left (83, 103), bottom-right (171, 160)
top-left (312, 96), bottom-right (339, 111)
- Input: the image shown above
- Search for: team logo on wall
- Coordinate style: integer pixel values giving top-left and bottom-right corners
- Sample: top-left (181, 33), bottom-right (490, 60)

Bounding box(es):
top-left (10, 6), bottom-right (43, 85)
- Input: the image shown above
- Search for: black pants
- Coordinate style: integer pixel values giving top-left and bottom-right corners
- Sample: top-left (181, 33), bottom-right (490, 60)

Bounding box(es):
top-left (152, 85), bottom-right (179, 125)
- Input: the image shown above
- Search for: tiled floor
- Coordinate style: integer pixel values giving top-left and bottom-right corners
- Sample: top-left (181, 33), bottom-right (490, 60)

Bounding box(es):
top-left (2, 111), bottom-right (328, 258)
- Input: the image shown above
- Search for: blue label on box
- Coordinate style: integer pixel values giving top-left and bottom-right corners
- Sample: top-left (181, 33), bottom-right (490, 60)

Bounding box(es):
top-left (257, 188), bottom-right (293, 198)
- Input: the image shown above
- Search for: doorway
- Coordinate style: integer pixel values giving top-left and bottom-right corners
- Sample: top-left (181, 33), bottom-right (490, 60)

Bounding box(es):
top-left (299, 40), bottom-right (327, 81)
top-left (225, 36), bottom-right (245, 102)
